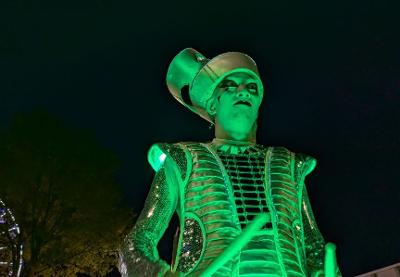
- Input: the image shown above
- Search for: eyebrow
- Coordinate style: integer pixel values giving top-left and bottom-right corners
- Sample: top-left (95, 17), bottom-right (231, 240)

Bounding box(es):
top-left (223, 76), bottom-right (256, 83)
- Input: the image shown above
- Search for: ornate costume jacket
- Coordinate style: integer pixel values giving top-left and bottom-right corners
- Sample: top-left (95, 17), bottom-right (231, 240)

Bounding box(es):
top-left (119, 141), bottom-right (326, 277)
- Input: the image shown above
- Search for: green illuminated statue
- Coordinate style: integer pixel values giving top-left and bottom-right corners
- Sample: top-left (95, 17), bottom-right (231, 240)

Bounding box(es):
top-left (118, 48), bottom-right (340, 276)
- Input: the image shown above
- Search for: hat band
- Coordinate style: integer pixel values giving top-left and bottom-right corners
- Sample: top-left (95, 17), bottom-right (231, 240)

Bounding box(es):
top-left (202, 64), bottom-right (219, 82)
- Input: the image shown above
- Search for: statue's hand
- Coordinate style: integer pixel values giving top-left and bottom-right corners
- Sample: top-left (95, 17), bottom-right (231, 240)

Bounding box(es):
top-left (324, 242), bottom-right (340, 277)
top-left (311, 242), bottom-right (340, 277)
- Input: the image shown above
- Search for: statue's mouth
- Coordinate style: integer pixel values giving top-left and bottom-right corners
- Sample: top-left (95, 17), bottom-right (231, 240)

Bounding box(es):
top-left (234, 100), bottom-right (252, 107)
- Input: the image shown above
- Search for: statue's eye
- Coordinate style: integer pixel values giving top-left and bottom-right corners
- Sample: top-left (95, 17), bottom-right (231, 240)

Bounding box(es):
top-left (246, 83), bottom-right (258, 93)
top-left (220, 80), bottom-right (238, 91)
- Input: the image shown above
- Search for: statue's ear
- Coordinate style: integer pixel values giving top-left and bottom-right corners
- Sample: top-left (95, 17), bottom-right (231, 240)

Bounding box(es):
top-left (206, 97), bottom-right (217, 116)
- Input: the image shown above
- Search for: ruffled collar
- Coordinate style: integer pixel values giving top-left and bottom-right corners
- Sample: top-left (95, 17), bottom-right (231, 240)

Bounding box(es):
top-left (210, 138), bottom-right (263, 155)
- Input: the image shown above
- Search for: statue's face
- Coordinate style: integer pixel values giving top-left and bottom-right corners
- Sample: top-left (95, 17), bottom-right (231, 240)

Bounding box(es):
top-left (210, 72), bottom-right (262, 137)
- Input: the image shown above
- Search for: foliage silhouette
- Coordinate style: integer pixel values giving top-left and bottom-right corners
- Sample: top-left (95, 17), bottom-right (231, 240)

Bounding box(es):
top-left (0, 110), bottom-right (132, 276)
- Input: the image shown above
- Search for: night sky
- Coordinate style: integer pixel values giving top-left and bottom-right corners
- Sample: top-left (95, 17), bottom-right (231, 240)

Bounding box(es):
top-left (1, 1), bottom-right (399, 276)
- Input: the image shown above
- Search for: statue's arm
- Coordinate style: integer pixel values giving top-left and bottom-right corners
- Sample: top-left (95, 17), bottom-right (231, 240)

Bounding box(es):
top-left (294, 153), bottom-right (325, 275)
top-left (301, 186), bottom-right (326, 275)
top-left (119, 165), bottom-right (178, 277)
top-left (302, 188), bottom-right (343, 277)
top-left (297, 153), bottom-right (341, 276)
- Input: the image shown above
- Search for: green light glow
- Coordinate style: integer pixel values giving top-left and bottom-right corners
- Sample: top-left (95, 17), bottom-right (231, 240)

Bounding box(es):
top-left (200, 213), bottom-right (270, 277)
top-left (210, 73), bottom-right (261, 142)
top-left (147, 144), bottom-right (167, 172)
top-left (119, 49), bottom-right (340, 277)
top-left (325, 243), bottom-right (338, 277)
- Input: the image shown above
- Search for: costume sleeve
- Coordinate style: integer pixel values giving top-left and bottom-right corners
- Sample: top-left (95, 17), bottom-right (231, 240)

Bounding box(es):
top-left (295, 154), bottom-right (326, 275)
top-left (119, 145), bottom-right (180, 277)
top-left (301, 185), bottom-right (326, 275)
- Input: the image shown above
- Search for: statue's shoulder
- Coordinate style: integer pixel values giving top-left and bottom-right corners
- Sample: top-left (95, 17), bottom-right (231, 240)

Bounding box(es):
top-left (262, 145), bottom-right (296, 158)
top-left (294, 152), bottom-right (317, 176)
top-left (265, 146), bottom-right (317, 181)
top-left (292, 150), bottom-right (317, 185)
top-left (147, 142), bottom-right (196, 181)
top-left (147, 141), bottom-right (207, 162)
top-left (148, 142), bottom-right (186, 154)
top-left (147, 141), bottom-right (186, 165)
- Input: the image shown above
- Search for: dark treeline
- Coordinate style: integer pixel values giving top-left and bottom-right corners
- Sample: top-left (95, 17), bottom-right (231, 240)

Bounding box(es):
top-left (0, 110), bottom-right (133, 276)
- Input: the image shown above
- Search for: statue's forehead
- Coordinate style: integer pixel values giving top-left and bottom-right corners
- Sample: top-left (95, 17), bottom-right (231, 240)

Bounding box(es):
top-left (222, 72), bottom-right (256, 82)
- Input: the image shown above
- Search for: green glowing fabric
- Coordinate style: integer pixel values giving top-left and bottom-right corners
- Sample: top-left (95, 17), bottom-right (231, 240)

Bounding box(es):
top-left (119, 140), bottom-right (340, 276)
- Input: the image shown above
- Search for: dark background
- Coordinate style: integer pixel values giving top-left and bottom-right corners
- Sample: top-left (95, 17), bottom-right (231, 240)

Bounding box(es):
top-left (1, 0), bottom-right (399, 275)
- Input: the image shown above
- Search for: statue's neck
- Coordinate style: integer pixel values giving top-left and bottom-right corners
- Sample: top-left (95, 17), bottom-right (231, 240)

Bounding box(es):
top-left (214, 120), bottom-right (257, 143)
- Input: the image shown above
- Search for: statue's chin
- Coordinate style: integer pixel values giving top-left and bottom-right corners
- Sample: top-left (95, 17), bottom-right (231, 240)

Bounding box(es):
top-left (216, 113), bottom-right (257, 141)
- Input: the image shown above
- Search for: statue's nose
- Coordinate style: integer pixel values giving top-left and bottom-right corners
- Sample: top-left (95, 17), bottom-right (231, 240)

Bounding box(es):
top-left (237, 85), bottom-right (250, 98)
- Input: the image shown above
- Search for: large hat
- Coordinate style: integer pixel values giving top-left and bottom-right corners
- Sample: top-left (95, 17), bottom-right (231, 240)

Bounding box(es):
top-left (166, 48), bottom-right (264, 123)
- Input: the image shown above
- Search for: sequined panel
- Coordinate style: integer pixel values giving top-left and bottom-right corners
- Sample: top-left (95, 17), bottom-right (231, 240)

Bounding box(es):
top-left (158, 143), bottom-right (188, 181)
top-left (177, 217), bottom-right (204, 273)
top-left (118, 165), bottom-right (176, 276)
top-left (294, 153), bottom-right (326, 275)
top-left (169, 144), bottom-right (188, 181)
